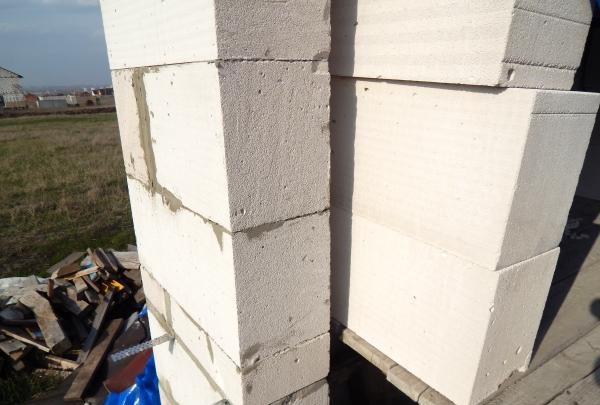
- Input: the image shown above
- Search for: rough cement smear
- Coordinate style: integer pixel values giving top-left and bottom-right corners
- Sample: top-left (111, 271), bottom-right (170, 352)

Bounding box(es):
top-left (240, 209), bottom-right (329, 240)
top-left (129, 67), bottom-right (229, 250)
top-left (132, 67), bottom-right (183, 212)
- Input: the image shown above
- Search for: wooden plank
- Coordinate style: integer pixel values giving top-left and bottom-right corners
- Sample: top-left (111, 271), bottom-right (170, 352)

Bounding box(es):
top-left (64, 318), bottom-right (124, 402)
top-left (77, 288), bottom-right (114, 363)
top-left (47, 252), bottom-right (84, 275)
top-left (47, 279), bottom-right (55, 300)
top-left (484, 326), bottom-right (600, 405)
top-left (419, 388), bottom-right (455, 405)
top-left (73, 278), bottom-right (88, 295)
top-left (87, 248), bottom-right (100, 266)
top-left (19, 291), bottom-right (71, 354)
top-left (43, 354), bottom-right (80, 371)
top-left (548, 368), bottom-right (600, 405)
top-left (95, 248), bottom-right (119, 273)
top-left (83, 289), bottom-right (100, 305)
top-left (65, 266), bottom-right (98, 281)
top-left (110, 251), bottom-right (140, 270)
top-left (52, 262), bottom-right (82, 279)
top-left (55, 287), bottom-right (91, 317)
top-left (336, 324), bottom-right (429, 402)
top-left (0, 339), bottom-right (27, 355)
top-left (82, 275), bottom-right (101, 294)
top-left (9, 348), bottom-right (29, 363)
top-left (0, 326), bottom-right (50, 352)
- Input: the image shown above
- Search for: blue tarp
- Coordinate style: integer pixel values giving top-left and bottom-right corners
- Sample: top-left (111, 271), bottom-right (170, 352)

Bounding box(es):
top-left (103, 354), bottom-right (161, 405)
top-left (104, 306), bottom-right (161, 405)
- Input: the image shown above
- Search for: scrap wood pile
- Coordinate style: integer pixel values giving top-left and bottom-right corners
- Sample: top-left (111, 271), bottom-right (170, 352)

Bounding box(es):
top-left (0, 247), bottom-right (155, 402)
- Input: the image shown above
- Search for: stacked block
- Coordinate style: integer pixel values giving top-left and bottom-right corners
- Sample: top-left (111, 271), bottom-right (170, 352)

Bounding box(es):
top-left (331, 0), bottom-right (593, 89)
top-left (100, 1), bottom-right (331, 404)
top-left (330, 1), bottom-right (600, 405)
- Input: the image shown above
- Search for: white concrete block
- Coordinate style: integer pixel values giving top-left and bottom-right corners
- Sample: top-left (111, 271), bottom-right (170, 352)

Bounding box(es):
top-left (233, 212), bottom-right (330, 363)
top-left (218, 60), bottom-right (330, 231)
top-left (330, 0), bottom-right (593, 89)
top-left (148, 311), bottom-right (225, 405)
top-left (331, 209), bottom-right (559, 405)
top-left (99, 0), bottom-right (218, 70)
top-left (331, 77), bottom-right (599, 270)
top-left (100, 0), bottom-right (330, 69)
top-left (271, 380), bottom-right (329, 405)
top-left (129, 179), bottom-right (329, 367)
top-left (128, 178), bottom-right (240, 360)
top-left (139, 269), bottom-right (166, 318)
top-left (115, 61), bottom-right (329, 232)
top-left (144, 284), bottom-right (329, 405)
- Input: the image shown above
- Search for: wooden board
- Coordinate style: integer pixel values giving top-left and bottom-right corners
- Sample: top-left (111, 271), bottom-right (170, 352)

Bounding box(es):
top-left (64, 318), bottom-right (123, 402)
top-left (0, 339), bottom-right (27, 355)
top-left (336, 323), bottom-right (600, 405)
top-left (55, 287), bottom-right (91, 318)
top-left (0, 326), bottom-right (50, 352)
top-left (47, 252), bottom-right (84, 276)
top-left (77, 288), bottom-right (114, 363)
top-left (95, 248), bottom-right (119, 273)
top-left (19, 291), bottom-right (71, 354)
top-left (65, 266), bottom-right (98, 281)
top-left (73, 277), bottom-right (88, 295)
top-left (110, 251), bottom-right (140, 270)
top-left (484, 326), bottom-right (600, 405)
top-left (43, 354), bottom-right (80, 371)
top-left (335, 323), bottom-right (429, 402)
top-left (548, 369), bottom-right (600, 405)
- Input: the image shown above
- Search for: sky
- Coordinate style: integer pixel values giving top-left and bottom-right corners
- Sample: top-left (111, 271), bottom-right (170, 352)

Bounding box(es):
top-left (0, 0), bottom-right (111, 88)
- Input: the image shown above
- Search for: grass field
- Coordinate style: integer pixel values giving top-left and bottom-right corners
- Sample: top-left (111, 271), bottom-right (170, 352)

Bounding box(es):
top-left (0, 113), bottom-right (135, 279)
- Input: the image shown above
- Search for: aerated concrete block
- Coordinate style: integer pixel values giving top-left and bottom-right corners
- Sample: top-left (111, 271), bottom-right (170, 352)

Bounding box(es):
top-left (331, 77), bottom-right (599, 270)
top-left (129, 179), bottom-right (329, 369)
top-left (144, 280), bottom-right (329, 405)
top-left (331, 209), bottom-right (559, 405)
top-left (102, 1), bottom-right (331, 403)
top-left (330, 0), bottom-right (593, 89)
top-left (149, 311), bottom-right (224, 405)
top-left (112, 60), bottom-right (329, 232)
top-left (100, 0), bottom-right (330, 69)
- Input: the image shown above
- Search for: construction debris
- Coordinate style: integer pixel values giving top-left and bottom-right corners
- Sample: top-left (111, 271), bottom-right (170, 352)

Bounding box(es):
top-left (0, 247), bottom-right (154, 402)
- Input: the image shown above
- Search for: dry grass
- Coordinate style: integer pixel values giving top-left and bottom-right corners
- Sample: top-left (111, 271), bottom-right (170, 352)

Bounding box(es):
top-left (0, 113), bottom-right (135, 277)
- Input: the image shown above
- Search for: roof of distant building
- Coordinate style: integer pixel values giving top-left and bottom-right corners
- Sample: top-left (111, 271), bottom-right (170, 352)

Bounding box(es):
top-left (0, 66), bottom-right (23, 79)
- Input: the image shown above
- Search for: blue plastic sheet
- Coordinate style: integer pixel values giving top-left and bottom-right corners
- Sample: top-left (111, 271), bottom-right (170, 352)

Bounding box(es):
top-left (104, 306), bottom-right (161, 405)
top-left (103, 353), bottom-right (161, 405)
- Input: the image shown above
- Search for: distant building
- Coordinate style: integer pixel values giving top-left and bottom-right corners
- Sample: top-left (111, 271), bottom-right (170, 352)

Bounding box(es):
top-left (24, 93), bottom-right (38, 109)
top-left (91, 87), bottom-right (114, 96)
top-left (37, 95), bottom-right (68, 109)
top-left (0, 66), bottom-right (25, 108)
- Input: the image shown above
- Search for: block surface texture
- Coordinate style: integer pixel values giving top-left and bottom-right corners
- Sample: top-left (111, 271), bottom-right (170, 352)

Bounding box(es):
top-left (331, 77), bottom-right (599, 270)
top-left (330, 0), bottom-right (594, 89)
top-left (100, 0), bottom-right (330, 69)
top-left (146, 280), bottom-right (330, 405)
top-left (331, 208), bottom-right (559, 405)
top-left (101, 0), bottom-right (331, 403)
